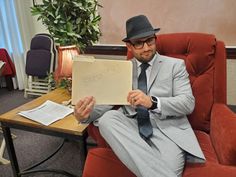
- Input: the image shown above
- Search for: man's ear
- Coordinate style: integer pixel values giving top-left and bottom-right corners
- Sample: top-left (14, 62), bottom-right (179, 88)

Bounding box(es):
top-left (126, 42), bottom-right (132, 51)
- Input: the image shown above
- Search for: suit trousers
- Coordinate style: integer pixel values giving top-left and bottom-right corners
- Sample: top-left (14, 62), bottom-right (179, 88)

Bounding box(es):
top-left (98, 110), bottom-right (185, 177)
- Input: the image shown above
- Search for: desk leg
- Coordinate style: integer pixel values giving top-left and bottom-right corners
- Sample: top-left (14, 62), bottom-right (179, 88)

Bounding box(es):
top-left (2, 126), bottom-right (20, 177)
top-left (77, 132), bottom-right (88, 170)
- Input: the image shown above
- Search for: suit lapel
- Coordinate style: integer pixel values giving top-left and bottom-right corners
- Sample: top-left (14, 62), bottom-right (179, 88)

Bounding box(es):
top-left (148, 53), bottom-right (163, 92)
top-left (131, 53), bottom-right (164, 92)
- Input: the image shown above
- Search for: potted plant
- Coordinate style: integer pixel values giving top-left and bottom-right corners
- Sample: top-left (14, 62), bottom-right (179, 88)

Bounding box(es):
top-left (31, 0), bottom-right (102, 51)
top-left (31, 0), bottom-right (102, 83)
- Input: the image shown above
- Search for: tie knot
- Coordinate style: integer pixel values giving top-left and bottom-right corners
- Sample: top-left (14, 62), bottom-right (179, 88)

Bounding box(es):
top-left (140, 63), bottom-right (149, 71)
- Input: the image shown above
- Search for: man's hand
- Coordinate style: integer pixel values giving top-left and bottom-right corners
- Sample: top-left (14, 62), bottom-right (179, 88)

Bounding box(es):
top-left (74, 96), bottom-right (95, 122)
top-left (127, 90), bottom-right (152, 108)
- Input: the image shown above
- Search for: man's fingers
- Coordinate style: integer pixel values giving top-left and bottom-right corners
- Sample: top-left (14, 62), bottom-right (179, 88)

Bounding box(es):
top-left (81, 105), bottom-right (92, 117)
top-left (127, 89), bottom-right (148, 107)
top-left (128, 91), bottom-right (140, 103)
top-left (80, 98), bottom-right (95, 117)
top-left (75, 99), bottom-right (84, 109)
top-left (74, 96), bottom-right (95, 121)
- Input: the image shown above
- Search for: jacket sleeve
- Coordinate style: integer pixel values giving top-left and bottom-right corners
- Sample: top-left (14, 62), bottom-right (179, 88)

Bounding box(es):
top-left (157, 60), bottom-right (195, 119)
top-left (81, 105), bottom-right (114, 124)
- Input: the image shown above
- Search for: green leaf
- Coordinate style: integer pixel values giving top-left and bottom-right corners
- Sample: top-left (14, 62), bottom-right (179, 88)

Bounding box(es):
top-left (30, 0), bottom-right (102, 50)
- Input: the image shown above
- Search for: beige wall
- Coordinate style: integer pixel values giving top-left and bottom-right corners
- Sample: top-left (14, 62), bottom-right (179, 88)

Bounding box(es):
top-left (227, 59), bottom-right (236, 105)
top-left (15, 0), bottom-right (48, 51)
top-left (27, 0), bottom-right (236, 105)
top-left (98, 0), bottom-right (236, 45)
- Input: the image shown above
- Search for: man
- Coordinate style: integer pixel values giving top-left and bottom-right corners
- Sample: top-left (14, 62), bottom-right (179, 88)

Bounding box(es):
top-left (74, 15), bottom-right (205, 177)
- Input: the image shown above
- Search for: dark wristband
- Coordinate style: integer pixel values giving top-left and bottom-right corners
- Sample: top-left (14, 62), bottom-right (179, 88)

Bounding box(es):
top-left (149, 96), bottom-right (158, 110)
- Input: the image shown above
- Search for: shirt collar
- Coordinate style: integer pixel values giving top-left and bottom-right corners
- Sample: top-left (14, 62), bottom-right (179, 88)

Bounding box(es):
top-left (136, 53), bottom-right (156, 68)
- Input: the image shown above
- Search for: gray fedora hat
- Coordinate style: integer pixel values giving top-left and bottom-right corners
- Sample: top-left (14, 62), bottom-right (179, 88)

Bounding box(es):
top-left (122, 15), bottom-right (160, 42)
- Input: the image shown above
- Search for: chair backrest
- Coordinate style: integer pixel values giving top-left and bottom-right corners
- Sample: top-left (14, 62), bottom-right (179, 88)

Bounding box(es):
top-left (26, 34), bottom-right (56, 77)
top-left (35, 33), bottom-right (58, 71)
top-left (0, 48), bottom-right (16, 77)
top-left (127, 33), bottom-right (226, 133)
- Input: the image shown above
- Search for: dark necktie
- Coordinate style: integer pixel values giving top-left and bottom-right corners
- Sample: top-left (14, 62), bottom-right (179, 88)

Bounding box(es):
top-left (136, 63), bottom-right (153, 140)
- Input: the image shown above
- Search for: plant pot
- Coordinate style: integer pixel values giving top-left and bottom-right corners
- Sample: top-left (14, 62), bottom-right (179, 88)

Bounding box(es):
top-left (54, 45), bottom-right (79, 81)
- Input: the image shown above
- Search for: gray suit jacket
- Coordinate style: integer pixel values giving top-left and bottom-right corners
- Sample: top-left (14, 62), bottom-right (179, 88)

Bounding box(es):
top-left (87, 53), bottom-right (205, 163)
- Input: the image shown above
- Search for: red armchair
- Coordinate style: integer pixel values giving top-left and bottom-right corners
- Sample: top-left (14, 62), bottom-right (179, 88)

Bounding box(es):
top-left (82, 33), bottom-right (236, 177)
top-left (0, 48), bottom-right (16, 90)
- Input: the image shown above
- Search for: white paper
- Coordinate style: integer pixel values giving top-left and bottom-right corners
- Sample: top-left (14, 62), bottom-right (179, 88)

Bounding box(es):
top-left (18, 100), bottom-right (74, 126)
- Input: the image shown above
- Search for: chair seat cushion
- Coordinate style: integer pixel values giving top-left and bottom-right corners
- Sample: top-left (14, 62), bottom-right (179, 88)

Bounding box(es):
top-left (26, 50), bottom-right (51, 77)
top-left (83, 148), bottom-right (135, 177)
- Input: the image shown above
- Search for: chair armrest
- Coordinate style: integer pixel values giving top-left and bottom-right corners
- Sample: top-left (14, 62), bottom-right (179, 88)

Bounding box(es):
top-left (87, 124), bottom-right (110, 148)
top-left (210, 103), bottom-right (236, 165)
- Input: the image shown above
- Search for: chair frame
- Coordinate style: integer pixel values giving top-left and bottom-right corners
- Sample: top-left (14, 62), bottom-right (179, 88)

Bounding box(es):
top-left (0, 128), bottom-right (17, 165)
top-left (24, 34), bottom-right (57, 98)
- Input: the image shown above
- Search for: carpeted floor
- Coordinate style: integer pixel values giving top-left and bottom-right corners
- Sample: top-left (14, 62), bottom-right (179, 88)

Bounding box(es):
top-left (0, 88), bottom-right (86, 177)
top-left (0, 88), bottom-right (34, 115)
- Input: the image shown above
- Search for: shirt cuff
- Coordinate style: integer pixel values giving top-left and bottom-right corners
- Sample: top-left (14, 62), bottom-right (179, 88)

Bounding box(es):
top-left (156, 96), bottom-right (161, 113)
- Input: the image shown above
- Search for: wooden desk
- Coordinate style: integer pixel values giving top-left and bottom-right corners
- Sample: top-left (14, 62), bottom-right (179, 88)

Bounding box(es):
top-left (0, 88), bottom-right (88, 177)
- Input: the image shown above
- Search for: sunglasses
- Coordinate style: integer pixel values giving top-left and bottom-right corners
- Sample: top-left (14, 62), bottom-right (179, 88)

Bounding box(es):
top-left (130, 36), bottom-right (156, 49)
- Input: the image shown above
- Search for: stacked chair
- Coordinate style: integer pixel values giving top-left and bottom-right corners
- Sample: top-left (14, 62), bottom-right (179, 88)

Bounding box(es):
top-left (0, 134), bottom-right (9, 164)
top-left (0, 129), bottom-right (17, 165)
top-left (0, 62), bottom-right (9, 165)
top-left (24, 34), bottom-right (57, 97)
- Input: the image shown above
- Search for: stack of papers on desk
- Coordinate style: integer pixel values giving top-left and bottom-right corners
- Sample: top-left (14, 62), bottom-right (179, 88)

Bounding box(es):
top-left (18, 100), bottom-right (74, 126)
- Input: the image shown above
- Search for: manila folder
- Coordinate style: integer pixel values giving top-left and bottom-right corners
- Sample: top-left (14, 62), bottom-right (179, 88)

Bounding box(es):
top-left (72, 58), bottom-right (132, 105)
